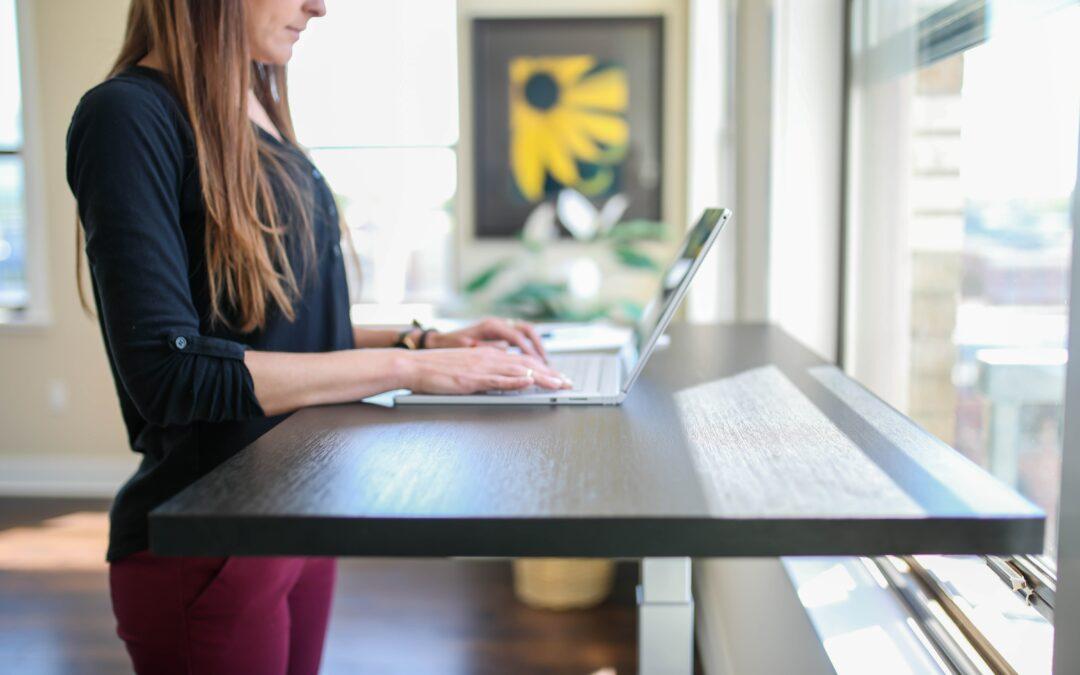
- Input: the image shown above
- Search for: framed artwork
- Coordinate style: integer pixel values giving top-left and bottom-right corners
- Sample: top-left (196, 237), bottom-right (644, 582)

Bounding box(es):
top-left (472, 16), bottom-right (664, 238)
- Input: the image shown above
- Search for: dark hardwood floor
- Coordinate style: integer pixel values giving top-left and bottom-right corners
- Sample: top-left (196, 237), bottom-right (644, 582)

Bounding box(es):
top-left (0, 497), bottom-right (701, 674)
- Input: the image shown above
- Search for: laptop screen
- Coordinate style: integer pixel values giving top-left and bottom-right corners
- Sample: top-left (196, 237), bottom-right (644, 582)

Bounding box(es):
top-left (622, 208), bottom-right (731, 391)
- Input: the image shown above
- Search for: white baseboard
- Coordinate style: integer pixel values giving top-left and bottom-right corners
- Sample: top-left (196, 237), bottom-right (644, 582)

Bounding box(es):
top-left (0, 454), bottom-right (139, 497)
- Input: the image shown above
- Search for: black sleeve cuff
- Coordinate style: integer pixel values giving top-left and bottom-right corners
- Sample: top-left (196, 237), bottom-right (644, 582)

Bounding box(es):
top-left (165, 333), bottom-right (249, 360)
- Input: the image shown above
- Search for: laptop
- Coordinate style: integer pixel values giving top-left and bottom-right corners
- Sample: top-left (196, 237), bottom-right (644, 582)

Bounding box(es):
top-left (395, 207), bottom-right (732, 406)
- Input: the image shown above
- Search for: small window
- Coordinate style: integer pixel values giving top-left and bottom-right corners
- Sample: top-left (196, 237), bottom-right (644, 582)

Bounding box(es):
top-left (0, 0), bottom-right (27, 310)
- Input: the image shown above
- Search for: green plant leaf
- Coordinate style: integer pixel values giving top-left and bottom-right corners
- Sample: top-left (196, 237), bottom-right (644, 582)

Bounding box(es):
top-left (494, 281), bottom-right (566, 306)
top-left (464, 260), bottom-right (510, 294)
top-left (558, 303), bottom-right (612, 322)
top-left (616, 299), bottom-right (644, 321)
top-left (605, 219), bottom-right (669, 243)
top-left (614, 246), bottom-right (661, 271)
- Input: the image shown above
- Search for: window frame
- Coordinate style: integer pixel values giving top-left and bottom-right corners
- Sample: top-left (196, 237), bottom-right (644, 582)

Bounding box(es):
top-left (0, 0), bottom-right (50, 328)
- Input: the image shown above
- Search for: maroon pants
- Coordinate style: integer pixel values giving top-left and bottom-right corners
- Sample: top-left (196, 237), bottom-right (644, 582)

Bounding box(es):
top-left (109, 550), bottom-right (336, 675)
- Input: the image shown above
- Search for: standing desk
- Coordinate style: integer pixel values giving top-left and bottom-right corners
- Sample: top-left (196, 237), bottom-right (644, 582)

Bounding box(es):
top-left (151, 323), bottom-right (1044, 674)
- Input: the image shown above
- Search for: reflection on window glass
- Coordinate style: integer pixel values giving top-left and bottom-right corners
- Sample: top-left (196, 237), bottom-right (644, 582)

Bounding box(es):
top-left (848, 3), bottom-right (1077, 671)
top-left (942, 6), bottom-right (1076, 556)
top-left (287, 0), bottom-right (458, 307)
top-left (852, 1), bottom-right (1077, 554)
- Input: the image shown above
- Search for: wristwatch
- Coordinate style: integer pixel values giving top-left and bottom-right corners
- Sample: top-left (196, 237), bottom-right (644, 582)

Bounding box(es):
top-left (394, 319), bottom-right (438, 350)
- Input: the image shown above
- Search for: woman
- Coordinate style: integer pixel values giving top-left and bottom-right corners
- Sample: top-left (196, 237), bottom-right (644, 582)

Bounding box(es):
top-left (66, 1), bottom-right (570, 672)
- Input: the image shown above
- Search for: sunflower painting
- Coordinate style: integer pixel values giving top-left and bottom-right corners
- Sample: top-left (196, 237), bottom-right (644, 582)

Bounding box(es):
top-left (473, 17), bottom-right (663, 238)
top-left (509, 55), bottom-right (629, 203)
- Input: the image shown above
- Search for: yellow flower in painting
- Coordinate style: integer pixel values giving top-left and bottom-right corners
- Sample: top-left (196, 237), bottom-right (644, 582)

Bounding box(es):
top-left (509, 55), bottom-right (629, 203)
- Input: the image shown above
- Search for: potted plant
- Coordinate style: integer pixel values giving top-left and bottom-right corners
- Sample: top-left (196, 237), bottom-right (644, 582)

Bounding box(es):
top-left (463, 188), bottom-right (669, 324)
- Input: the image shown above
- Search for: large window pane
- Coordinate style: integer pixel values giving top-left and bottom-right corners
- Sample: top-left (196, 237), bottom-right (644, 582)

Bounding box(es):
top-left (849, 0), bottom-right (1078, 556)
top-left (0, 0), bottom-right (21, 149)
top-left (846, 3), bottom-right (1078, 671)
top-left (287, 0), bottom-right (459, 148)
top-left (287, 1), bottom-right (459, 310)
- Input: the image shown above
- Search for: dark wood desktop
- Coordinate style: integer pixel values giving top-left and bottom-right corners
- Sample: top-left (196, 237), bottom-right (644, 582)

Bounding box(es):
top-left (151, 323), bottom-right (1043, 674)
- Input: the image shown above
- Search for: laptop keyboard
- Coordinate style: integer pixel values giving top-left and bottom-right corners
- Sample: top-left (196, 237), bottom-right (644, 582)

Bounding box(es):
top-left (487, 354), bottom-right (606, 396)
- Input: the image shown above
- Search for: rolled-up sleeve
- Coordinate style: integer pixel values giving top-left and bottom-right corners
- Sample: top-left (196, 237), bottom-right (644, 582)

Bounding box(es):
top-left (66, 81), bottom-right (265, 427)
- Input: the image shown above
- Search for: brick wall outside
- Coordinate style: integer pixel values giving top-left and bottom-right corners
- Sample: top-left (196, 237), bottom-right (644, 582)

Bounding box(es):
top-left (907, 54), bottom-right (965, 445)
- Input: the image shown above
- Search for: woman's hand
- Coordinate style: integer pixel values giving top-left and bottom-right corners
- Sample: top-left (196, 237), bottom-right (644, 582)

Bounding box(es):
top-left (401, 346), bottom-right (570, 395)
top-left (427, 317), bottom-right (548, 362)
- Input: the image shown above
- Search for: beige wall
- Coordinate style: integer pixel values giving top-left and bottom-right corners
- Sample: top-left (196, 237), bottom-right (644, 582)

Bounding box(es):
top-left (0, 0), bottom-right (133, 464)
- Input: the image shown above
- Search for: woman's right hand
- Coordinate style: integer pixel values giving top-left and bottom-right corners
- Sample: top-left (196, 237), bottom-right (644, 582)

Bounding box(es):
top-left (400, 347), bottom-right (571, 395)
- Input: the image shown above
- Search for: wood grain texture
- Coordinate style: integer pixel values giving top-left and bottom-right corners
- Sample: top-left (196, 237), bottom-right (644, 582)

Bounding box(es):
top-left (808, 366), bottom-right (1042, 516)
top-left (151, 323), bottom-right (1044, 558)
top-left (674, 365), bottom-right (924, 517)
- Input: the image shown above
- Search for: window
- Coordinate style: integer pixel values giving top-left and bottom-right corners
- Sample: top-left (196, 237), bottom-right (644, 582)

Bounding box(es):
top-left (0, 0), bottom-right (27, 310)
top-left (287, 0), bottom-right (458, 316)
top-left (845, 0), bottom-right (1078, 670)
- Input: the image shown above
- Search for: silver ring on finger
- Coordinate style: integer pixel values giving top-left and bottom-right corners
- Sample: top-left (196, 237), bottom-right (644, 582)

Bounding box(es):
top-left (525, 368), bottom-right (534, 380)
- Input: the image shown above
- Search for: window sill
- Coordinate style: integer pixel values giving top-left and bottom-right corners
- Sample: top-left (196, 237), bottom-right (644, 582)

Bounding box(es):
top-left (783, 555), bottom-right (1053, 674)
top-left (783, 557), bottom-right (955, 673)
top-left (0, 306), bottom-right (53, 331)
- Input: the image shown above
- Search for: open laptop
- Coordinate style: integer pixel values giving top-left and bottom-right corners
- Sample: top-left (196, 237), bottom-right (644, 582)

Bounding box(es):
top-left (395, 207), bottom-right (732, 406)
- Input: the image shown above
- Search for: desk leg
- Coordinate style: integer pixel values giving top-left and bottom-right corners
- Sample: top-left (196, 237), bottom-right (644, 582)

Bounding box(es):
top-left (638, 557), bottom-right (694, 675)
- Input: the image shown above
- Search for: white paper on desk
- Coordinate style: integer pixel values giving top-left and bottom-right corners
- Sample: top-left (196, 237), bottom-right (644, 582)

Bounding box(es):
top-left (362, 389), bottom-right (407, 407)
top-left (537, 322), bottom-right (633, 353)
top-left (430, 319), bottom-right (668, 353)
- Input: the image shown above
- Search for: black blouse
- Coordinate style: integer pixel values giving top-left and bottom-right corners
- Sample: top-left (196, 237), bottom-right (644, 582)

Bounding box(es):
top-left (66, 65), bottom-right (354, 562)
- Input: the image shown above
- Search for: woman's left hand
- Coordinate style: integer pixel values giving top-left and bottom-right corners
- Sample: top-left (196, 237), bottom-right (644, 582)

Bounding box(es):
top-left (427, 317), bottom-right (548, 362)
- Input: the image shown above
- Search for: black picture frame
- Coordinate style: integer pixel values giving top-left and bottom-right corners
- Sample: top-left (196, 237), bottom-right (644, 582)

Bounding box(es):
top-left (472, 16), bottom-right (665, 238)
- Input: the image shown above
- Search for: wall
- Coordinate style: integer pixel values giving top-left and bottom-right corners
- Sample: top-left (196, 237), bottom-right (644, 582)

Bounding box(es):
top-left (0, 0), bottom-right (138, 492)
top-left (696, 558), bottom-right (834, 675)
top-left (685, 0), bottom-right (736, 323)
top-left (767, 0), bottom-right (843, 360)
top-left (841, 1), bottom-right (915, 410)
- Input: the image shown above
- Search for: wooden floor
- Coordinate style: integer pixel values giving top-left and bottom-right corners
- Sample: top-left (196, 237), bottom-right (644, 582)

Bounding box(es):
top-left (0, 497), bottom-right (702, 674)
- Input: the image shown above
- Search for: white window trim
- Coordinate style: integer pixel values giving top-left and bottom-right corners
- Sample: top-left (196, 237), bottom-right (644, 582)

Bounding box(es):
top-left (1051, 105), bottom-right (1080, 675)
top-left (1, 0), bottom-right (51, 329)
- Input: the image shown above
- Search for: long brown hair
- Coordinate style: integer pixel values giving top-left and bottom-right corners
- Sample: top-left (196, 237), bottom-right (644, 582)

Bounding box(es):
top-left (76, 0), bottom-right (336, 333)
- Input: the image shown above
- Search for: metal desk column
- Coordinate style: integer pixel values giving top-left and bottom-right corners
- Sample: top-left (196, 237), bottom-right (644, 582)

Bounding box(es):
top-left (638, 557), bottom-right (693, 674)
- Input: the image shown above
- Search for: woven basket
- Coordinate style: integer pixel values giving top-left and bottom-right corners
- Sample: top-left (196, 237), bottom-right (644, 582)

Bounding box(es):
top-left (512, 558), bottom-right (616, 610)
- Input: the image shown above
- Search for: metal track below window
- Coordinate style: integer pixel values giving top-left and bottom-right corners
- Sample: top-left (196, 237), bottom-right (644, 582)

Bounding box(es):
top-left (872, 557), bottom-right (996, 674)
top-left (985, 555), bottom-right (1056, 623)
